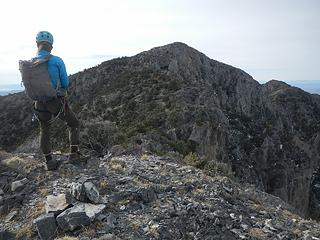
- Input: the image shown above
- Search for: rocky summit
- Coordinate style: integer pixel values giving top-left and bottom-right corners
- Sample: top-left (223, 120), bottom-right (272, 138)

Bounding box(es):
top-left (1, 42), bottom-right (320, 239)
top-left (1, 151), bottom-right (320, 239)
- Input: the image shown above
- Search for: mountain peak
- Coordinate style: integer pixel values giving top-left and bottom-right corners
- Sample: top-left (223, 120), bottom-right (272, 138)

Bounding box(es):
top-left (1, 42), bottom-right (320, 230)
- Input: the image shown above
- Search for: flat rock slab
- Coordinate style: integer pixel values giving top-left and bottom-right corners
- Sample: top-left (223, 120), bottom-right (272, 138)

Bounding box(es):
top-left (33, 213), bottom-right (57, 240)
top-left (56, 203), bottom-right (106, 231)
top-left (45, 194), bottom-right (69, 216)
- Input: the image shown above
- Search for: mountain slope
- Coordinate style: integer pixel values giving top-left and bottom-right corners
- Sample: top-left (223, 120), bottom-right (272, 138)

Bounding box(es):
top-left (1, 42), bottom-right (320, 220)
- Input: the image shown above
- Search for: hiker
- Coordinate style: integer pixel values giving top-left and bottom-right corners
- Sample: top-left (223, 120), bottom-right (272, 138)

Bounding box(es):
top-left (19, 31), bottom-right (85, 170)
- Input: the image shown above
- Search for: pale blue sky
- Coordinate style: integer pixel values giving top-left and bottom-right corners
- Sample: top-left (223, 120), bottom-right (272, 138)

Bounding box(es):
top-left (0, 0), bottom-right (319, 85)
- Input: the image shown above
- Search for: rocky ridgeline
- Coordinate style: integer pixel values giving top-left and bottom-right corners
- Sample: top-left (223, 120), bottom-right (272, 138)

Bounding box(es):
top-left (1, 42), bottom-right (320, 219)
top-left (1, 151), bottom-right (320, 239)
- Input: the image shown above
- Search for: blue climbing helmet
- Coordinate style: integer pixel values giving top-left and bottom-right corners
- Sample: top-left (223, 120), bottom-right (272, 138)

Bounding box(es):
top-left (36, 31), bottom-right (54, 45)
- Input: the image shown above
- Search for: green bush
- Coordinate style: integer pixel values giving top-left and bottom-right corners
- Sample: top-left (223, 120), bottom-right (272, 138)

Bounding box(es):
top-left (81, 121), bottom-right (117, 155)
top-left (204, 160), bottom-right (234, 178)
top-left (183, 152), bottom-right (234, 178)
top-left (183, 152), bottom-right (205, 168)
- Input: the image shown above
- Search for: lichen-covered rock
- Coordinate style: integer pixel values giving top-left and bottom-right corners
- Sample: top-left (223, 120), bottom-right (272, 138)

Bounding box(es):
top-left (66, 182), bottom-right (87, 203)
top-left (66, 181), bottom-right (100, 204)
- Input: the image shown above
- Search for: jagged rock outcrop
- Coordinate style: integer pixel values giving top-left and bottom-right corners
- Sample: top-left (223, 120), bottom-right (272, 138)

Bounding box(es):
top-left (1, 42), bottom-right (320, 219)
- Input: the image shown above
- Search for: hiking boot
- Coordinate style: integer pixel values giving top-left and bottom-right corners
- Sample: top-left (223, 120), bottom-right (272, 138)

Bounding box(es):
top-left (68, 151), bottom-right (89, 164)
top-left (45, 154), bottom-right (60, 171)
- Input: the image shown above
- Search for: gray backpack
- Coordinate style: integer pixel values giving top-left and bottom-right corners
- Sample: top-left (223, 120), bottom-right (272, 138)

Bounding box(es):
top-left (19, 55), bottom-right (57, 101)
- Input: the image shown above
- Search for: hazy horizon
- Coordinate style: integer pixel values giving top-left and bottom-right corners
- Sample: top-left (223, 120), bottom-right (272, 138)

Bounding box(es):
top-left (2, 80), bottom-right (320, 96)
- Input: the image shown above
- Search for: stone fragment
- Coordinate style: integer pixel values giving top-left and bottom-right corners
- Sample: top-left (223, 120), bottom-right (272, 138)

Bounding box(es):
top-left (84, 182), bottom-right (100, 203)
top-left (11, 178), bottom-right (29, 192)
top-left (0, 196), bottom-right (3, 205)
top-left (33, 213), bottom-right (57, 240)
top-left (0, 188), bottom-right (4, 195)
top-left (45, 194), bottom-right (69, 216)
top-left (56, 203), bottom-right (106, 231)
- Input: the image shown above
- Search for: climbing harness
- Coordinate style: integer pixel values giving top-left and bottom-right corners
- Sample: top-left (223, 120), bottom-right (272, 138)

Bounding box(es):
top-left (32, 97), bottom-right (66, 124)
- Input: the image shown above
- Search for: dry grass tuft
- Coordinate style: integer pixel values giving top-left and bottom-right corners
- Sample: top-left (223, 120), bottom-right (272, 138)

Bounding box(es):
top-left (37, 187), bottom-right (49, 198)
top-left (26, 201), bottom-right (45, 219)
top-left (140, 154), bottom-right (149, 161)
top-left (248, 228), bottom-right (269, 239)
top-left (99, 179), bottom-right (108, 188)
top-left (2, 156), bottom-right (40, 174)
top-left (57, 237), bottom-right (79, 240)
top-left (0, 150), bottom-right (12, 161)
top-left (109, 157), bottom-right (126, 172)
top-left (14, 223), bottom-right (34, 238)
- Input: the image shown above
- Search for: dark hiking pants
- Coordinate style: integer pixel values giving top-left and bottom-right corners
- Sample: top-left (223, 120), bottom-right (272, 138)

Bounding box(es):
top-left (34, 98), bottom-right (80, 155)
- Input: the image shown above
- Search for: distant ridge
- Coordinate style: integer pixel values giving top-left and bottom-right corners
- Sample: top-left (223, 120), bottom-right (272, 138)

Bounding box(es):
top-left (0, 84), bottom-right (23, 96)
top-left (286, 80), bottom-right (320, 94)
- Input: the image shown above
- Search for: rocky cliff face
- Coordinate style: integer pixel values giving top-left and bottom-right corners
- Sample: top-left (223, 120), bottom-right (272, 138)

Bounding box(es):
top-left (1, 42), bottom-right (320, 220)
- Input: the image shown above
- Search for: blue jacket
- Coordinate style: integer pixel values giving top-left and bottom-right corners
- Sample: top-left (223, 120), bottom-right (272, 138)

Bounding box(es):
top-left (35, 50), bottom-right (69, 95)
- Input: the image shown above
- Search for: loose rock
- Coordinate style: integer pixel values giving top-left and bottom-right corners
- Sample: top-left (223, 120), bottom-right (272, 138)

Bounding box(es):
top-left (66, 182), bottom-right (87, 204)
top-left (56, 203), bottom-right (106, 231)
top-left (33, 213), bottom-right (57, 240)
top-left (11, 178), bottom-right (29, 192)
top-left (84, 182), bottom-right (100, 203)
top-left (66, 181), bottom-right (100, 204)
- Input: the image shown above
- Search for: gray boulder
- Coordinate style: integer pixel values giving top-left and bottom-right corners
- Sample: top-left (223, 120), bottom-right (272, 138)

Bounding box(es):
top-left (56, 203), bottom-right (106, 231)
top-left (33, 213), bottom-right (57, 240)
